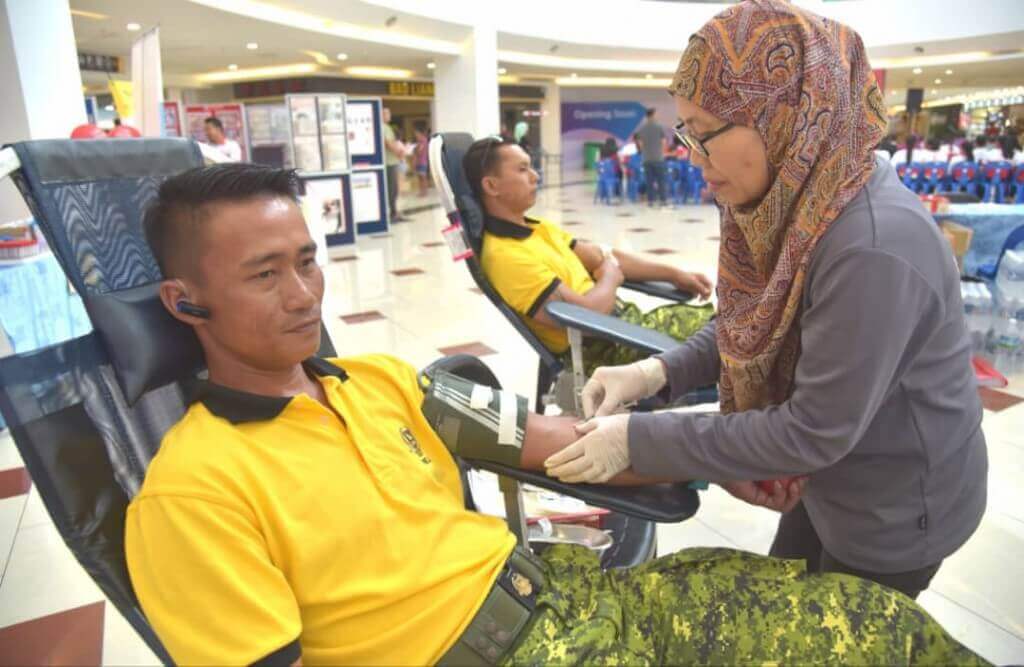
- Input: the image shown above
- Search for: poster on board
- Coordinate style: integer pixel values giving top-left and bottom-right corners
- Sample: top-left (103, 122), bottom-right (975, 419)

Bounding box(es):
top-left (345, 99), bottom-right (383, 166)
top-left (350, 170), bottom-right (383, 224)
top-left (288, 96), bottom-right (322, 172)
top-left (299, 176), bottom-right (345, 265)
top-left (162, 101), bottom-right (182, 137)
top-left (184, 103), bottom-right (249, 161)
top-left (246, 103), bottom-right (293, 168)
top-left (317, 95), bottom-right (349, 172)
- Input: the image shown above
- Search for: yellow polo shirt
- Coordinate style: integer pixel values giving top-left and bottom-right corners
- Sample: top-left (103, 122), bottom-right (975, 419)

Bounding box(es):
top-left (125, 355), bottom-right (515, 666)
top-left (480, 216), bottom-right (595, 353)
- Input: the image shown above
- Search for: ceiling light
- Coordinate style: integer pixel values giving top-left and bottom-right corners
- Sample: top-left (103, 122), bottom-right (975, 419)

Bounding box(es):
top-left (246, 42), bottom-right (259, 50)
top-left (336, 53), bottom-right (348, 61)
top-left (934, 78), bottom-right (942, 84)
top-left (104, 104), bottom-right (114, 111)
top-left (126, 22), bottom-right (141, 31)
top-left (228, 64), bottom-right (238, 71)
top-left (645, 73), bottom-right (653, 79)
top-left (497, 67), bottom-right (507, 75)
top-left (345, 65), bottom-right (414, 79)
top-left (570, 72), bottom-right (578, 78)
top-left (196, 62), bottom-right (318, 83)
top-left (931, 89), bottom-right (937, 94)
top-left (70, 9), bottom-right (109, 20)
top-left (912, 67), bottom-right (922, 74)
top-left (558, 75), bottom-right (672, 87)
top-left (945, 69), bottom-right (953, 75)
top-left (426, 62), bottom-right (436, 69)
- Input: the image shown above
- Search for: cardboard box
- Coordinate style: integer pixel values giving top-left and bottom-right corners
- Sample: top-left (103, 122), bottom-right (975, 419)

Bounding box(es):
top-left (940, 221), bottom-right (973, 270)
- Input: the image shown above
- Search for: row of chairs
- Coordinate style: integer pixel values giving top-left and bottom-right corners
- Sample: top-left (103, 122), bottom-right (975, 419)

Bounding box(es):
top-left (595, 155), bottom-right (706, 205)
top-left (897, 160), bottom-right (1024, 203)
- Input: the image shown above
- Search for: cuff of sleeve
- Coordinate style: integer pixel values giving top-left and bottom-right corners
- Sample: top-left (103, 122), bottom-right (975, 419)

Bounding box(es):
top-left (569, 238), bottom-right (578, 249)
top-left (627, 412), bottom-right (667, 478)
top-left (252, 638), bottom-right (301, 667)
top-left (527, 278), bottom-right (562, 317)
top-left (654, 351), bottom-right (690, 401)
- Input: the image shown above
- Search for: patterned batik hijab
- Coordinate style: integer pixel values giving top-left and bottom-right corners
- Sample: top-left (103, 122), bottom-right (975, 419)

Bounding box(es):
top-left (670, 0), bottom-right (887, 414)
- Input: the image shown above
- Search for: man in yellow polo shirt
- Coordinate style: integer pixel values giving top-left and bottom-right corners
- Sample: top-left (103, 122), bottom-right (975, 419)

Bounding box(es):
top-left (125, 163), bottom-right (982, 666)
top-left (464, 137), bottom-right (714, 371)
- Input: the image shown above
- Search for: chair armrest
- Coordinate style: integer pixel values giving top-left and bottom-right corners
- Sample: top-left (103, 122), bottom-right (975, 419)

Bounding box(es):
top-left (466, 459), bottom-right (699, 523)
top-left (621, 280), bottom-right (692, 302)
top-left (545, 302), bottom-right (678, 355)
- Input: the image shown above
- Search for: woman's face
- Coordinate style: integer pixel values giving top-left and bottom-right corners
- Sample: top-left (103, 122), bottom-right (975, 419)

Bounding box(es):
top-left (674, 96), bottom-right (772, 207)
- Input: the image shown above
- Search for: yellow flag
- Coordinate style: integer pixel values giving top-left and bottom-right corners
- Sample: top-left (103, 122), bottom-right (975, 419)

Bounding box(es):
top-left (108, 80), bottom-right (134, 119)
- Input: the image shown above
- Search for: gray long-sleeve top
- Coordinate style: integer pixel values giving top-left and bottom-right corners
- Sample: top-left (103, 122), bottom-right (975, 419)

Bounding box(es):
top-left (629, 156), bottom-right (988, 573)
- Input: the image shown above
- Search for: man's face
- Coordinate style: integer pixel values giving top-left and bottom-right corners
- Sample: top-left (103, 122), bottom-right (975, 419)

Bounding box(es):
top-left (189, 196), bottom-right (324, 371)
top-left (382, 108), bottom-right (391, 123)
top-left (482, 144), bottom-right (539, 214)
top-left (204, 122), bottom-right (224, 143)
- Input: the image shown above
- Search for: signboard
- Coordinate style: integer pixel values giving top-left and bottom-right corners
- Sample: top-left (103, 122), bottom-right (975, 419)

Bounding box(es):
top-left (108, 80), bottom-right (134, 120)
top-left (78, 52), bottom-right (120, 73)
top-left (387, 81), bottom-right (434, 97)
top-left (185, 103), bottom-right (250, 161)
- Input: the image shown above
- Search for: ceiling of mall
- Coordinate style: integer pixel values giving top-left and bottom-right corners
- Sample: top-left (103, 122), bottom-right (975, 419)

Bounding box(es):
top-left (70, 0), bottom-right (1024, 97)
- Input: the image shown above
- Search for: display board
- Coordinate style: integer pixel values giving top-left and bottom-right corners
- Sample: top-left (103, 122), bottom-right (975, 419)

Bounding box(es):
top-left (246, 103), bottom-right (293, 168)
top-left (184, 103), bottom-right (249, 161)
top-left (345, 98), bottom-right (385, 167)
top-left (286, 94), bottom-right (350, 174)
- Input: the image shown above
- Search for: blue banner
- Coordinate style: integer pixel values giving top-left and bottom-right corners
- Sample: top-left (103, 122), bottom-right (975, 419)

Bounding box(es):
top-left (561, 101), bottom-right (647, 141)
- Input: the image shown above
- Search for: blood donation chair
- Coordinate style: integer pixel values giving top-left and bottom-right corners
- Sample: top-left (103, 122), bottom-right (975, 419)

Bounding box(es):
top-left (0, 139), bottom-right (699, 664)
top-left (428, 132), bottom-right (718, 417)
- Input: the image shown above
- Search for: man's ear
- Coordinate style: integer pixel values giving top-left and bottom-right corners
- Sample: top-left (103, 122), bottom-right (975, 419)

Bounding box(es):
top-left (158, 279), bottom-right (206, 325)
top-left (480, 174), bottom-right (501, 199)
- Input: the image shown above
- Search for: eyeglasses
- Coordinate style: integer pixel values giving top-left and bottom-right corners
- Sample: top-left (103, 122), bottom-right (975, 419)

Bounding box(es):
top-left (478, 135), bottom-right (508, 172)
top-left (673, 120), bottom-right (736, 158)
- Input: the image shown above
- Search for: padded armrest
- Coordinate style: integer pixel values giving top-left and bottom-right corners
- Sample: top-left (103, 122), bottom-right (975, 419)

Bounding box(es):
top-left (621, 280), bottom-right (692, 302)
top-left (468, 459), bottom-right (699, 523)
top-left (545, 302), bottom-right (678, 355)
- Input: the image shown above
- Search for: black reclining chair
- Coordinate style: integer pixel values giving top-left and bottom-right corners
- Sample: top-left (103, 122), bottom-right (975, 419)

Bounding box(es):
top-left (0, 138), bottom-right (698, 664)
top-left (428, 132), bottom-right (717, 416)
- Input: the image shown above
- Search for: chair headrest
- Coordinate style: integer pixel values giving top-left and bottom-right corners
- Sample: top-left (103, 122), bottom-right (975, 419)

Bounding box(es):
top-left (437, 132), bottom-right (486, 251)
top-left (83, 283), bottom-right (205, 405)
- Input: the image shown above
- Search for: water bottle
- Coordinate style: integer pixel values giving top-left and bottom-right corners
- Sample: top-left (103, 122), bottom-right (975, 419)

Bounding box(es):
top-left (994, 313), bottom-right (1022, 376)
top-left (997, 250), bottom-right (1024, 303)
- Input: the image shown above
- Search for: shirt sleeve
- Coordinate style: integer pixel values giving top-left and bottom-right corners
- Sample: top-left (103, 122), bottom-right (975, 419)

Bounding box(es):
top-left (487, 244), bottom-right (562, 318)
top-left (126, 495), bottom-right (303, 666)
top-left (628, 249), bottom-right (942, 482)
top-left (655, 319), bottom-right (720, 398)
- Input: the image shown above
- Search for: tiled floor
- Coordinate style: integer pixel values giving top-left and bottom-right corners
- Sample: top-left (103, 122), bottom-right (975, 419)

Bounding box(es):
top-left (1, 183), bottom-right (1022, 664)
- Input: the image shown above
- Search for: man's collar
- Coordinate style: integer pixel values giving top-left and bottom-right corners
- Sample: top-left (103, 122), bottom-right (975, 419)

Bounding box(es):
top-left (193, 357), bottom-right (348, 425)
top-left (484, 214), bottom-right (539, 239)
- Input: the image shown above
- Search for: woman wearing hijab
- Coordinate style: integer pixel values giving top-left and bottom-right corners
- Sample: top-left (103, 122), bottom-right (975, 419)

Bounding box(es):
top-left (546, 0), bottom-right (986, 601)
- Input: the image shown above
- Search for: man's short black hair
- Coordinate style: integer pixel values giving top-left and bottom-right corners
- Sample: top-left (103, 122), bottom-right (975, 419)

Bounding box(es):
top-left (204, 116), bottom-right (224, 131)
top-left (144, 163), bottom-right (300, 279)
top-left (646, 108), bottom-right (656, 117)
top-left (462, 136), bottom-right (517, 201)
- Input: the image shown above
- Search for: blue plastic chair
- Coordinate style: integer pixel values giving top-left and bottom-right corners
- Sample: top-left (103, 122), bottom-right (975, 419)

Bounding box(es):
top-left (626, 153), bottom-right (645, 203)
top-left (923, 161), bottom-right (948, 194)
top-left (685, 165), bottom-right (705, 203)
top-left (946, 161), bottom-right (978, 196)
top-left (593, 158), bottom-right (619, 204)
top-left (666, 160), bottom-right (686, 205)
top-left (1014, 165), bottom-right (1024, 204)
top-left (902, 162), bottom-right (925, 192)
top-left (977, 223), bottom-right (1024, 280)
top-left (982, 161), bottom-right (1014, 203)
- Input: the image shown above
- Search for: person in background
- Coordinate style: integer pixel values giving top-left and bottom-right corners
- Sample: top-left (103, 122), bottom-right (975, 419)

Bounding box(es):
top-left (998, 135), bottom-right (1019, 163)
top-left (202, 117), bottom-right (241, 163)
top-left (974, 135), bottom-right (994, 164)
top-left (636, 108), bottom-right (669, 206)
top-left (923, 137), bottom-right (941, 163)
top-left (413, 124), bottom-right (430, 197)
top-left (950, 140), bottom-right (974, 167)
top-left (599, 137), bottom-right (622, 176)
top-left (382, 107), bottom-right (408, 223)
top-left (876, 134), bottom-right (898, 157)
top-left (890, 134), bottom-right (919, 166)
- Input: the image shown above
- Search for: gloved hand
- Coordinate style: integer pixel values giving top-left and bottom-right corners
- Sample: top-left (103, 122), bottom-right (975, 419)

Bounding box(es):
top-left (544, 414), bottom-right (631, 483)
top-left (581, 357), bottom-right (667, 418)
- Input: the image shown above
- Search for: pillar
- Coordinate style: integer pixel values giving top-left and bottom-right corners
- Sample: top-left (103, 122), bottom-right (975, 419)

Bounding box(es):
top-left (432, 24), bottom-right (499, 138)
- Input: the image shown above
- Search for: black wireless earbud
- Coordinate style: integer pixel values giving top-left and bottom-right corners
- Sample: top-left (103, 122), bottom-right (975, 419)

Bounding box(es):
top-left (176, 300), bottom-right (211, 319)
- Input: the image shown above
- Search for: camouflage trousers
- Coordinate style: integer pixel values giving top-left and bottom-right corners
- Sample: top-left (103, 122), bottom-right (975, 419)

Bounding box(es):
top-left (505, 545), bottom-right (986, 666)
top-left (577, 300), bottom-right (714, 377)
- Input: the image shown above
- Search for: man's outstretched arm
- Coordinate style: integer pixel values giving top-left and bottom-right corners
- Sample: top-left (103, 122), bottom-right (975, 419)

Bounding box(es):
top-left (421, 370), bottom-right (669, 486)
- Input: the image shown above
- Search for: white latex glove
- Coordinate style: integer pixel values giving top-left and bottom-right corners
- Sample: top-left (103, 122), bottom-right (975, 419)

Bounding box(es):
top-left (544, 414), bottom-right (631, 483)
top-left (581, 357), bottom-right (667, 418)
